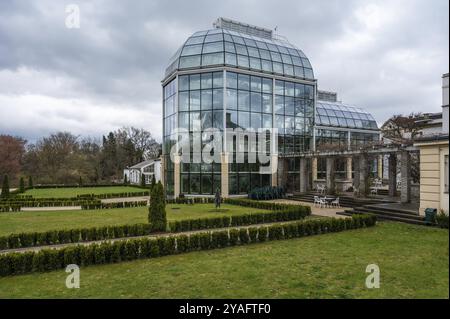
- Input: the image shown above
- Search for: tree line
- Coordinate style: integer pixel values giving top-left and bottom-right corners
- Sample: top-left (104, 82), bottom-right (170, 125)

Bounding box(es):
top-left (0, 127), bottom-right (161, 187)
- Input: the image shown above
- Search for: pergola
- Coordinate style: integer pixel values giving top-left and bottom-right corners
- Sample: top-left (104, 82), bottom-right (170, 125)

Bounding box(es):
top-left (277, 143), bottom-right (419, 204)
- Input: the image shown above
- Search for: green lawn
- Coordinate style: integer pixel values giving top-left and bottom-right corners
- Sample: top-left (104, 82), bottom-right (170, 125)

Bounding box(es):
top-left (23, 186), bottom-right (146, 198)
top-left (0, 222), bottom-right (447, 298)
top-left (0, 204), bottom-right (270, 236)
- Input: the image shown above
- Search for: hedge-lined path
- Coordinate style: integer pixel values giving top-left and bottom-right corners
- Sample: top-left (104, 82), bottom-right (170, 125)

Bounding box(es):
top-left (267, 199), bottom-right (348, 218)
top-left (0, 218), bottom-right (321, 255)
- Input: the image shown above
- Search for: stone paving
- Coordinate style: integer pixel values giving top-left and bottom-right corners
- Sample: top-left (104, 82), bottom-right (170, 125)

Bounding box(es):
top-left (267, 199), bottom-right (348, 218)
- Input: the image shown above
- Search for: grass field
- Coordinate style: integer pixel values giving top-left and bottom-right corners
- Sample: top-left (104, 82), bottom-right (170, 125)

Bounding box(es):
top-left (0, 204), bottom-right (271, 236)
top-left (24, 186), bottom-right (146, 198)
top-left (0, 222), bottom-right (447, 298)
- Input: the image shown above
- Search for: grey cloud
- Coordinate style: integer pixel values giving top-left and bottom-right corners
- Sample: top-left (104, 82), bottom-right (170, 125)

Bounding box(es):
top-left (0, 0), bottom-right (448, 141)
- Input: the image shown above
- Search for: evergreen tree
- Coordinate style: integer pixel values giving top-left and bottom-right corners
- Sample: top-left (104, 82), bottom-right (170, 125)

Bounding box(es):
top-left (28, 176), bottom-right (33, 188)
top-left (19, 177), bottom-right (25, 193)
top-left (148, 182), bottom-right (167, 232)
top-left (1, 175), bottom-right (10, 198)
top-left (124, 174), bottom-right (128, 185)
top-left (79, 176), bottom-right (83, 186)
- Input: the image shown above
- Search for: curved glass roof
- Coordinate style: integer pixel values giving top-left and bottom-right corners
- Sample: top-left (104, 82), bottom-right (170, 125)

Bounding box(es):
top-left (316, 101), bottom-right (379, 130)
top-left (165, 28), bottom-right (314, 81)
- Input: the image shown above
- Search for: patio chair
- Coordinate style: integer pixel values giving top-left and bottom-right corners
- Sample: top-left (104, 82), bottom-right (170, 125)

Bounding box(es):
top-left (313, 196), bottom-right (321, 207)
top-left (318, 196), bottom-right (327, 208)
top-left (331, 197), bottom-right (340, 208)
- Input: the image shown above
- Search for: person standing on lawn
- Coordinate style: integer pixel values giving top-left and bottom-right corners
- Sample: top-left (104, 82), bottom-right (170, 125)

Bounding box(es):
top-left (215, 188), bottom-right (221, 209)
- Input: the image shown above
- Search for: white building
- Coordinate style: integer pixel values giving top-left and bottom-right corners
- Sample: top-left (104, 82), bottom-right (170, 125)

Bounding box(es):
top-left (123, 159), bottom-right (161, 185)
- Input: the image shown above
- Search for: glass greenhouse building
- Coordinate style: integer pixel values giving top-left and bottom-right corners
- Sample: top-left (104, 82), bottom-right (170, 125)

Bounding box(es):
top-left (162, 18), bottom-right (380, 197)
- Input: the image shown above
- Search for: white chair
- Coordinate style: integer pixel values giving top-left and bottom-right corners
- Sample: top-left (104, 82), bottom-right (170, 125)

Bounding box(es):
top-left (331, 197), bottom-right (340, 208)
top-left (313, 196), bottom-right (321, 207)
top-left (319, 197), bottom-right (328, 208)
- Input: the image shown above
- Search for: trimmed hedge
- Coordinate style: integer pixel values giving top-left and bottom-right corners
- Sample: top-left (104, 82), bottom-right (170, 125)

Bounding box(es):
top-left (168, 206), bottom-right (310, 233)
top-left (76, 191), bottom-right (150, 199)
top-left (0, 224), bottom-right (153, 251)
top-left (166, 197), bottom-right (215, 204)
top-left (224, 198), bottom-right (311, 213)
top-left (0, 214), bottom-right (377, 277)
top-left (81, 201), bottom-right (148, 210)
top-left (0, 199), bottom-right (102, 208)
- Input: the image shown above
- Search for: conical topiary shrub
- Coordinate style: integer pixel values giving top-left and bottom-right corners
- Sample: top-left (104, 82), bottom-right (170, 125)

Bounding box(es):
top-left (148, 182), bottom-right (167, 232)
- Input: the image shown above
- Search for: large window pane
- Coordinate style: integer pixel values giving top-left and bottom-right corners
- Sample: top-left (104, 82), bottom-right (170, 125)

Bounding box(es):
top-left (201, 90), bottom-right (212, 110)
top-left (237, 55), bottom-right (249, 68)
top-left (213, 72), bottom-right (223, 88)
top-left (238, 111), bottom-right (250, 128)
top-left (238, 74), bottom-right (250, 90)
top-left (250, 76), bottom-right (262, 92)
top-left (202, 42), bottom-right (223, 54)
top-left (251, 113), bottom-right (262, 129)
top-left (190, 74), bottom-right (200, 90)
top-left (226, 89), bottom-right (237, 109)
top-left (179, 75), bottom-right (189, 91)
top-left (262, 94), bottom-right (272, 113)
top-left (226, 72), bottom-right (237, 89)
top-left (178, 112), bottom-right (189, 130)
top-left (179, 91), bottom-right (189, 111)
top-left (201, 111), bottom-right (212, 129)
top-left (201, 73), bottom-right (212, 89)
top-left (238, 90), bottom-right (250, 111)
top-left (181, 44), bottom-right (202, 56)
top-left (274, 95), bottom-right (284, 114)
top-left (226, 110), bottom-right (238, 128)
top-left (202, 52), bottom-right (224, 66)
top-left (190, 90), bottom-right (200, 110)
top-left (250, 92), bottom-right (262, 112)
top-left (213, 89), bottom-right (223, 109)
top-left (179, 55), bottom-right (201, 68)
top-left (213, 111), bottom-right (223, 129)
top-left (201, 174), bottom-right (212, 194)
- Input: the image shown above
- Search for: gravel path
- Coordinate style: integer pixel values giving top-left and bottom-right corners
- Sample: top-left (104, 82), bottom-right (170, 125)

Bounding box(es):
top-left (266, 199), bottom-right (348, 218)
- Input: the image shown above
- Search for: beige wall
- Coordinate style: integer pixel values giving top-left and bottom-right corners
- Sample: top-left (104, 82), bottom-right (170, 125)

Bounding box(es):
top-left (417, 142), bottom-right (449, 215)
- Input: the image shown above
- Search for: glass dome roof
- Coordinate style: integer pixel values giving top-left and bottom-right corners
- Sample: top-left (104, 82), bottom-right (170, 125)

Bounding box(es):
top-left (165, 28), bottom-right (314, 81)
top-left (316, 101), bottom-right (379, 130)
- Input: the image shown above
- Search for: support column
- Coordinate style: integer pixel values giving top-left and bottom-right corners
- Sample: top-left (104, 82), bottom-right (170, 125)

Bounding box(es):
top-left (278, 158), bottom-right (288, 189)
top-left (173, 155), bottom-right (181, 198)
top-left (271, 154), bottom-right (278, 187)
top-left (326, 157), bottom-right (335, 195)
top-left (220, 152), bottom-right (229, 198)
top-left (359, 153), bottom-right (369, 197)
top-left (312, 157), bottom-right (318, 182)
top-left (299, 157), bottom-right (308, 193)
top-left (400, 150), bottom-right (411, 203)
top-left (377, 155), bottom-right (383, 180)
top-left (388, 153), bottom-right (397, 197)
top-left (353, 155), bottom-right (360, 190)
top-left (346, 157), bottom-right (352, 181)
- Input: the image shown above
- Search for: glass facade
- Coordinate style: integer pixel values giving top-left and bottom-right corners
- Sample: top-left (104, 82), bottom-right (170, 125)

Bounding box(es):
top-left (162, 22), bottom-right (381, 197)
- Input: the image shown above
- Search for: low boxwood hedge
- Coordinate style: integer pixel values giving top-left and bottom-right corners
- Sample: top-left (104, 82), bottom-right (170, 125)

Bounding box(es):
top-left (168, 205), bottom-right (310, 233)
top-left (0, 214), bottom-right (377, 277)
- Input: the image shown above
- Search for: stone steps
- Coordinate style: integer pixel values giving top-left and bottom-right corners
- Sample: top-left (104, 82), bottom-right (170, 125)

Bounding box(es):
top-left (337, 206), bottom-right (428, 226)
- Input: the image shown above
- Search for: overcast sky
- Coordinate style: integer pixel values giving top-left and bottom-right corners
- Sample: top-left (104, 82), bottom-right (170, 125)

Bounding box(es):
top-left (0, 0), bottom-right (448, 143)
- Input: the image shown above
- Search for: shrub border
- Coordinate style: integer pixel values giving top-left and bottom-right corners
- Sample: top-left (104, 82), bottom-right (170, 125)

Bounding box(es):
top-left (0, 214), bottom-right (377, 277)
